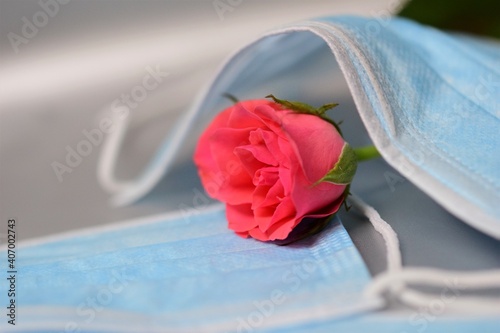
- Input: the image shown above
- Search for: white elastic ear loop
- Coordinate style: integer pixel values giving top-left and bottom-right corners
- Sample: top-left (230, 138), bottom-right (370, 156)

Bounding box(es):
top-left (351, 194), bottom-right (500, 314)
top-left (349, 194), bottom-right (406, 298)
top-left (97, 105), bottom-right (134, 194)
top-left (366, 268), bottom-right (500, 314)
top-left (349, 194), bottom-right (402, 273)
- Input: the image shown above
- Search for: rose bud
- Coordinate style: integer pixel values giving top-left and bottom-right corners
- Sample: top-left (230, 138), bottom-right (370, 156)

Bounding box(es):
top-left (194, 96), bottom-right (358, 242)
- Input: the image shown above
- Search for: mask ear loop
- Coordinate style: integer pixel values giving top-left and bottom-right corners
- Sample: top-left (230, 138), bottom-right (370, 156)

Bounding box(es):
top-left (349, 194), bottom-right (402, 272)
top-left (96, 97), bottom-right (202, 206)
top-left (367, 268), bottom-right (500, 313)
top-left (351, 194), bottom-right (500, 314)
top-left (97, 105), bottom-right (134, 194)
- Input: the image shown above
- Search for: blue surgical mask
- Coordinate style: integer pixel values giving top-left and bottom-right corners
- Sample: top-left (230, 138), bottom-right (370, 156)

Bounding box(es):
top-left (1, 206), bottom-right (381, 332)
top-left (258, 313), bottom-right (500, 333)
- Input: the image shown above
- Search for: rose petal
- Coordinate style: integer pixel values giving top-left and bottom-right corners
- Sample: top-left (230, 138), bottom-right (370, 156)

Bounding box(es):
top-left (303, 192), bottom-right (345, 219)
top-left (253, 205), bottom-right (274, 228)
top-left (233, 146), bottom-right (267, 178)
top-left (209, 128), bottom-right (255, 204)
top-left (245, 129), bottom-right (279, 166)
top-left (264, 178), bottom-right (284, 204)
top-left (264, 221), bottom-right (296, 241)
top-left (252, 179), bottom-right (282, 210)
top-left (291, 172), bottom-right (346, 219)
top-left (252, 104), bottom-right (289, 138)
top-left (281, 112), bottom-right (344, 183)
top-left (193, 108), bottom-right (233, 187)
top-left (235, 231), bottom-right (250, 238)
top-left (248, 226), bottom-right (271, 242)
top-left (253, 166), bottom-right (279, 186)
top-left (256, 128), bottom-right (287, 165)
top-left (276, 136), bottom-right (296, 171)
top-left (255, 196), bottom-right (296, 233)
top-left (227, 100), bottom-right (275, 129)
top-left (226, 204), bottom-right (257, 232)
top-left (278, 164), bottom-right (293, 196)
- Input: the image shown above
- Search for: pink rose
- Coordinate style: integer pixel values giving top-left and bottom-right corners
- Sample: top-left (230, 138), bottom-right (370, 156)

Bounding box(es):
top-left (194, 99), bottom-right (352, 241)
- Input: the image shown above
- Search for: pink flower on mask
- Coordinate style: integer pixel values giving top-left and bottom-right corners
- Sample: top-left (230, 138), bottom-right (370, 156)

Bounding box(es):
top-left (194, 98), bottom-right (354, 242)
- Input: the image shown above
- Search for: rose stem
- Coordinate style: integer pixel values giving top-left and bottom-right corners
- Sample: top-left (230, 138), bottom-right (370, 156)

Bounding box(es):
top-left (353, 145), bottom-right (381, 162)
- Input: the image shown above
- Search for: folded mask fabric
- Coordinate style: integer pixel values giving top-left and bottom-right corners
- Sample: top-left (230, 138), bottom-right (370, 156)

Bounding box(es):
top-left (0, 206), bottom-right (382, 332)
top-left (99, 16), bottom-right (500, 239)
top-left (259, 313), bottom-right (500, 333)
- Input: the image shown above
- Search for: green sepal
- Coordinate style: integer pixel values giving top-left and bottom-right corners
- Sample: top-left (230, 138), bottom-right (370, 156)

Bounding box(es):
top-left (315, 143), bottom-right (358, 185)
top-left (223, 93), bottom-right (239, 104)
top-left (266, 94), bottom-right (343, 137)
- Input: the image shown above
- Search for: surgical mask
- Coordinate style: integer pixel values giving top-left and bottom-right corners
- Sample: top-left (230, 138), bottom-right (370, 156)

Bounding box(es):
top-left (1, 206), bottom-right (382, 332)
top-left (2, 203), bottom-right (498, 333)
top-left (258, 313), bottom-right (500, 333)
